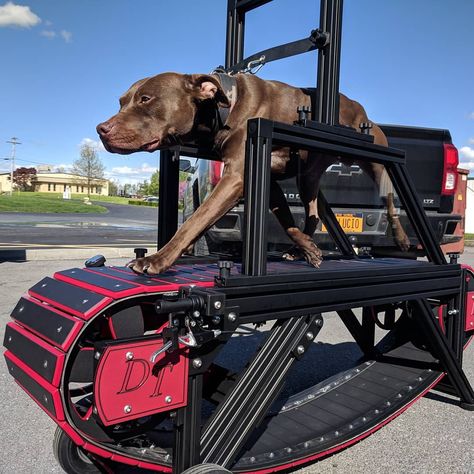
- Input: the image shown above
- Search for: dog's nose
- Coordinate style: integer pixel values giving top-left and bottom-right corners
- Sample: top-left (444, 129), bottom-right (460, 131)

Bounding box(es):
top-left (97, 121), bottom-right (113, 136)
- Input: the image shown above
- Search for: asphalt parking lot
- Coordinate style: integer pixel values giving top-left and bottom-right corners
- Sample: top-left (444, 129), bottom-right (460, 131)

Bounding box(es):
top-left (0, 252), bottom-right (473, 473)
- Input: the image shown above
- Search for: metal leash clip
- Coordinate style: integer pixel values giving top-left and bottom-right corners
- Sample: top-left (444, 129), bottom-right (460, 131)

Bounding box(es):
top-left (243, 55), bottom-right (266, 74)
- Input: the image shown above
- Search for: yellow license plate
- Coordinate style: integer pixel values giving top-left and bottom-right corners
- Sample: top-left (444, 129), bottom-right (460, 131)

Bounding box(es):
top-left (321, 213), bottom-right (364, 233)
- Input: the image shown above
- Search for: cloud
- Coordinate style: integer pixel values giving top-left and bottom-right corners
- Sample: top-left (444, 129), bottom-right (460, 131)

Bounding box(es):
top-left (40, 29), bottom-right (56, 39)
top-left (460, 146), bottom-right (474, 161)
top-left (105, 162), bottom-right (158, 184)
top-left (0, 2), bottom-right (41, 28)
top-left (40, 27), bottom-right (72, 43)
top-left (79, 137), bottom-right (105, 152)
top-left (60, 29), bottom-right (72, 42)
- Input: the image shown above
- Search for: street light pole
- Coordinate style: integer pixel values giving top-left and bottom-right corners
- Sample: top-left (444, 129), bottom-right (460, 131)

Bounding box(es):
top-left (6, 137), bottom-right (21, 195)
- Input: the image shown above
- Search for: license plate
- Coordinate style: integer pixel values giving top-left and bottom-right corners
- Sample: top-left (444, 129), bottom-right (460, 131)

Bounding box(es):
top-left (321, 213), bottom-right (364, 233)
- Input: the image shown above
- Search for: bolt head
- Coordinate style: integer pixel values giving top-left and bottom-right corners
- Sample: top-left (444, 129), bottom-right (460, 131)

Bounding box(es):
top-left (94, 351), bottom-right (101, 360)
top-left (125, 351), bottom-right (134, 360)
top-left (173, 319), bottom-right (180, 326)
top-left (296, 345), bottom-right (305, 355)
top-left (43, 360), bottom-right (48, 368)
top-left (228, 312), bottom-right (237, 322)
top-left (124, 405), bottom-right (132, 414)
top-left (192, 358), bottom-right (203, 369)
top-left (214, 300), bottom-right (222, 310)
top-left (165, 396), bottom-right (172, 404)
top-left (192, 310), bottom-right (200, 318)
top-left (306, 331), bottom-right (314, 340)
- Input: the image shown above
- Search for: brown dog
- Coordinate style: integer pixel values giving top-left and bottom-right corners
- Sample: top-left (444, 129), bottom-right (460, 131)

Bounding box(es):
top-left (97, 72), bottom-right (409, 274)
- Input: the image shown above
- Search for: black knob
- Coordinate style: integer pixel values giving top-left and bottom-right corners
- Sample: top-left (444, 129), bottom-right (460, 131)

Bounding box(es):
top-left (359, 122), bottom-right (373, 134)
top-left (85, 255), bottom-right (106, 268)
top-left (134, 248), bottom-right (148, 259)
top-left (297, 106), bottom-right (311, 123)
top-left (218, 260), bottom-right (234, 279)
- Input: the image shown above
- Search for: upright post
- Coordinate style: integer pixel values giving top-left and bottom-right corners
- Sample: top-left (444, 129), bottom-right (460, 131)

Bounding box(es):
top-left (242, 119), bottom-right (273, 276)
top-left (315, 0), bottom-right (344, 125)
top-left (158, 148), bottom-right (180, 250)
top-left (6, 137), bottom-right (21, 196)
top-left (225, 0), bottom-right (244, 68)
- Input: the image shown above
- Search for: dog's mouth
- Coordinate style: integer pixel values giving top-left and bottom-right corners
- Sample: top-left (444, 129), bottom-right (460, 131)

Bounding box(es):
top-left (140, 138), bottom-right (161, 152)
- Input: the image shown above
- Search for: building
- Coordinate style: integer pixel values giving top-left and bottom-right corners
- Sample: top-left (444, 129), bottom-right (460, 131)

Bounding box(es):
top-left (33, 171), bottom-right (109, 196)
top-left (0, 172), bottom-right (12, 193)
top-left (466, 176), bottom-right (474, 234)
top-left (0, 170), bottom-right (109, 196)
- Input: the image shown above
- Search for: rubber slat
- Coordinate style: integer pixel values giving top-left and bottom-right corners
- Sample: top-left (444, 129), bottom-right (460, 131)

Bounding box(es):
top-left (29, 277), bottom-right (108, 318)
top-left (237, 357), bottom-right (441, 466)
top-left (56, 269), bottom-right (138, 292)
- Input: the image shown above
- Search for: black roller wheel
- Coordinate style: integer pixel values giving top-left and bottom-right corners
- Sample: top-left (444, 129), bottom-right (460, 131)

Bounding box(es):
top-left (182, 463), bottom-right (232, 474)
top-left (53, 427), bottom-right (100, 474)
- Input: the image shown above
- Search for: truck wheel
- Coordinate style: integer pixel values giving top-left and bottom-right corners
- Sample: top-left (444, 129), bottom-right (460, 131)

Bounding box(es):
top-left (182, 463), bottom-right (232, 474)
top-left (53, 427), bottom-right (100, 474)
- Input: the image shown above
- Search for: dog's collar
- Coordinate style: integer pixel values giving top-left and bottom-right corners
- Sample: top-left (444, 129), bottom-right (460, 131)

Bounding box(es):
top-left (213, 73), bottom-right (237, 129)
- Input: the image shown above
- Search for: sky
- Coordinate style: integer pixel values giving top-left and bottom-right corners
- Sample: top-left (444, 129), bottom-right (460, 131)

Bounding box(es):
top-left (0, 0), bottom-right (473, 185)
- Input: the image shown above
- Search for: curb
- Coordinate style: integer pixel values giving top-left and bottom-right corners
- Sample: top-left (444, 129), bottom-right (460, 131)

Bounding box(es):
top-left (0, 247), bottom-right (153, 262)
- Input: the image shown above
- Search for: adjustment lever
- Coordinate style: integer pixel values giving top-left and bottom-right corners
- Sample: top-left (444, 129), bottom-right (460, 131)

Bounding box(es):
top-left (150, 340), bottom-right (173, 363)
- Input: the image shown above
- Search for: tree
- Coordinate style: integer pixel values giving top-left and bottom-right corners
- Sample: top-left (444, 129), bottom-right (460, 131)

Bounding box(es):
top-left (72, 144), bottom-right (105, 197)
top-left (108, 179), bottom-right (119, 196)
top-left (13, 167), bottom-right (37, 191)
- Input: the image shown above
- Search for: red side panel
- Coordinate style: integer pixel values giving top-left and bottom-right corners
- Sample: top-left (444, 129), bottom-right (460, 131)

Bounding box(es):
top-left (94, 338), bottom-right (189, 426)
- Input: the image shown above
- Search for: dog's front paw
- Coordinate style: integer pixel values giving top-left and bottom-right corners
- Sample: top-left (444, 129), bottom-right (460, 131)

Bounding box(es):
top-left (127, 256), bottom-right (171, 275)
top-left (301, 241), bottom-right (323, 268)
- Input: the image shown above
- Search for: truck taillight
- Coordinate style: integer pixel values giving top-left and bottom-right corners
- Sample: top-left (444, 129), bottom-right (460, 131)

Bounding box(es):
top-left (210, 161), bottom-right (223, 186)
top-left (441, 143), bottom-right (458, 196)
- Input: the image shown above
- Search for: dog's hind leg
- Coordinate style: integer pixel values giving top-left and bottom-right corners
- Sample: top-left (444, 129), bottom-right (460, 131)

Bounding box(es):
top-left (364, 162), bottom-right (410, 251)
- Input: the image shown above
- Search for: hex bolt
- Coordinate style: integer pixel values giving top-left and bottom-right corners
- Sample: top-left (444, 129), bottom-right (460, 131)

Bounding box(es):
top-left (315, 319), bottom-right (323, 327)
top-left (192, 310), bottom-right (200, 318)
top-left (214, 301), bottom-right (222, 310)
top-left (165, 396), bottom-right (172, 404)
top-left (228, 312), bottom-right (237, 322)
top-left (43, 360), bottom-right (48, 368)
top-left (296, 345), bottom-right (305, 355)
top-left (192, 358), bottom-right (203, 369)
top-left (94, 351), bottom-right (101, 360)
top-left (126, 352), bottom-right (134, 361)
top-left (306, 331), bottom-right (314, 341)
top-left (212, 315), bottom-right (221, 325)
top-left (124, 405), bottom-right (132, 414)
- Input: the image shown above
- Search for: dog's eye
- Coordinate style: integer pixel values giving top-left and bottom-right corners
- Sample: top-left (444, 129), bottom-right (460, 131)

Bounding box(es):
top-left (140, 95), bottom-right (151, 104)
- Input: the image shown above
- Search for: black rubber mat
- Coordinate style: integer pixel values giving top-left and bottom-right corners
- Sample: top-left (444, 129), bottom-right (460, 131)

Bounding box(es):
top-left (232, 341), bottom-right (441, 471)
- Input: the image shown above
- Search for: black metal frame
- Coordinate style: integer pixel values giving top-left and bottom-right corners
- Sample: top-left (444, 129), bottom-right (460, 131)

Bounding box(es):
top-left (150, 1), bottom-right (474, 471)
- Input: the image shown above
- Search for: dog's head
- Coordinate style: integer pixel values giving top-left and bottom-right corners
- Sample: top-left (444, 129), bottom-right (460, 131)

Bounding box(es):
top-left (97, 72), bottom-right (230, 154)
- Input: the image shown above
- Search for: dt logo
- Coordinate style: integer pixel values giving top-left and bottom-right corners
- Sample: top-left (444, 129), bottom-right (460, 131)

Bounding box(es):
top-left (93, 339), bottom-right (189, 426)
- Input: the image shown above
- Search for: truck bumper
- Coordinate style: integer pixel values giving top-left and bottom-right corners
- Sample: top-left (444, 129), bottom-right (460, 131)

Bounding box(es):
top-left (205, 205), bottom-right (462, 252)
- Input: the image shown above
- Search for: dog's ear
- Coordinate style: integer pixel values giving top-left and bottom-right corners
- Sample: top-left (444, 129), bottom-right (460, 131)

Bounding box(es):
top-left (186, 74), bottom-right (231, 108)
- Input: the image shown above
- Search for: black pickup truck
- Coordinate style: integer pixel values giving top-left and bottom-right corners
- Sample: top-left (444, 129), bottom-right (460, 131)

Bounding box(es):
top-left (182, 124), bottom-right (461, 257)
